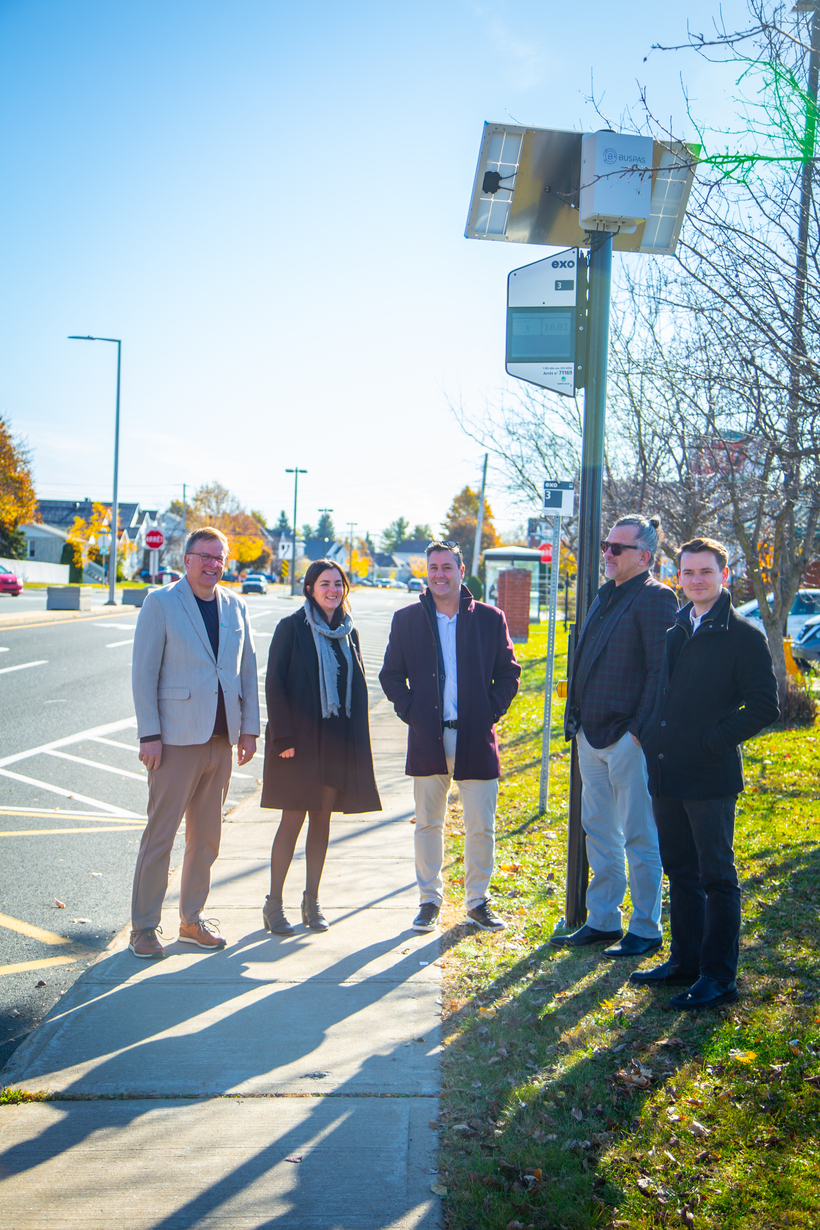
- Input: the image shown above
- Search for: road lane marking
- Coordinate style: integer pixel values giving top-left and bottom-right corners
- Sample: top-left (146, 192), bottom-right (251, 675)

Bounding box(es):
top-left (0, 716), bottom-right (136, 770)
top-left (89, 736), bottom-right (138, 752)
top-left (106, 638), bottom-right (134, 648)
top-left (0, 911), bottom-right (75, 945)
top-left (0, 806), bottom-right (145, 821)
top-left (0, 659), bottom-right (48, 675)
top-left (0, 955), bottom-right (94, 977)
top-left (44, 749), bottom-right (145, 781)
top-left (0, 646), bottom-right (8, 652)
top-left (0, 768), bottom-right (141, 816)
top-left (87, 621), bottom-right (138, 629)
top-left (0, 826), bottom-right (144, 836)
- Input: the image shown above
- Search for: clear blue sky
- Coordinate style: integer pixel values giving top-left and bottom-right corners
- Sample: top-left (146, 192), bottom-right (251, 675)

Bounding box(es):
top-left (0, 0), bottom-right (749, 539)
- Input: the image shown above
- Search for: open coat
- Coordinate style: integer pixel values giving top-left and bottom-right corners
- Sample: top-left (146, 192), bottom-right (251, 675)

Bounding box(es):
top-left (379, 586), bottom-right (520, 780)
top-left (641, 590), bottom-right (779, 799)
top-left (260, 610), bottom-right (381, 814)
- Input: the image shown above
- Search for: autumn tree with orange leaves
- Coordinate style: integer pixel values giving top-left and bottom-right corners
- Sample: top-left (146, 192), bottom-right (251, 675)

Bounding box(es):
top-left (0, 417), bottom-right (37, 559)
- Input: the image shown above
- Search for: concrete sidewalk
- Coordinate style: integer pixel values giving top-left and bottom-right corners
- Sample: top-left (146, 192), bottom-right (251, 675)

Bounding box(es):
top-left (0, 700), bottom-right (442, 1229)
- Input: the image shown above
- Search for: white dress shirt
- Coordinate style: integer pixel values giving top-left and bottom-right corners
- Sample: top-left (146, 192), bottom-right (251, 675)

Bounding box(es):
top-left (436, 609), bottom-right (458, 720)
top-left (690, 607), bottom-right (706, 633)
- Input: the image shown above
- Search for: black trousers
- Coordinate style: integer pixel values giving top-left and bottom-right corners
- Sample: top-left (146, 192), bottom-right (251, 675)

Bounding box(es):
top-left (652, 795), bottom-right (740, 985)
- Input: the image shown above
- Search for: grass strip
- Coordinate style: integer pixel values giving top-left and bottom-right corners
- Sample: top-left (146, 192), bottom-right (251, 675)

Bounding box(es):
top-left (436, 623), bottom-right (820, 1229)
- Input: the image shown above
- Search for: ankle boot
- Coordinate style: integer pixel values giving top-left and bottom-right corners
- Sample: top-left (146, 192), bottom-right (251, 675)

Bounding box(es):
top-left (301, 892), bottom-right (329, 931)
top-left (263, 896), bottom-right (295, 935)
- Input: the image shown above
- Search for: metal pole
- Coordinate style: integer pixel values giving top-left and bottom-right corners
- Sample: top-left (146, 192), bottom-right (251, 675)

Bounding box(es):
top-left (565, 230), bottom-right (613, 930)
top-left (471, 453), bottom-right (488, 579)
top-left (106, 340), bottom-right (121, 605)
top-left (182, 483), bottom-right (187, 538)
top-left (348, 521), bottom-right (357, 578)
top-left (286, 468), bottom-right (306, 597)
top-left (538, 515), bottom-right (563, 812)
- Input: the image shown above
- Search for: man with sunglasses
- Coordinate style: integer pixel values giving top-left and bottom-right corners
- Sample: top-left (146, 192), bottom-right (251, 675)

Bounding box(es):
top-left (129, 527), bottom-right (259, 958)
top-left (552, 514), bottom-right (678, 956)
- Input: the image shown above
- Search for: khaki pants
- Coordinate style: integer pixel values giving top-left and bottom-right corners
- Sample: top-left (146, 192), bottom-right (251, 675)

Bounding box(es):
top-left (131, 736), bottom-right (233, 930)
top-left (413, 726), bottom-right (499, 910)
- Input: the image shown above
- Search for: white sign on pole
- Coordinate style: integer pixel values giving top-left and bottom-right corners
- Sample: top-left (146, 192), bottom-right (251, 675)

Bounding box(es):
top-left (537, 480), bottom-right (574, 813)
top-left (542, 479), bottom-right (575, 517)
top-left (506, 249), bottom-right (582, 396)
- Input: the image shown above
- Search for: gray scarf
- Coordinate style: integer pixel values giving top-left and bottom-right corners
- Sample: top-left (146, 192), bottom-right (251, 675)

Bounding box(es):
top-left (303, 600), bottom-right (354, 719)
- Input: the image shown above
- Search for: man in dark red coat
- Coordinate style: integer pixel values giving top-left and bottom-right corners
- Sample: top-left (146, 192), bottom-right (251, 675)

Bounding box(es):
top-left (380, 542), bottom-right (520, 933)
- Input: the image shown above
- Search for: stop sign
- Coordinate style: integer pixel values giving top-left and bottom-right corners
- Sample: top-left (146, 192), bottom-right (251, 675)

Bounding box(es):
top-left (145, 529), bottom-right (164, 550)
top-left (539, 542), bottom-right (553, 564)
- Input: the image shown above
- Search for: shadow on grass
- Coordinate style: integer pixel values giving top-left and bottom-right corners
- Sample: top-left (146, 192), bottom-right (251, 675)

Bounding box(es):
top-left (435, 841), bottom-right (820, 1230)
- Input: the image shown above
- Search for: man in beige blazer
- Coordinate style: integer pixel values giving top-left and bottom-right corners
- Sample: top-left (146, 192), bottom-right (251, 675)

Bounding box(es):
top-left (129, 526), bottom-right (260, 958)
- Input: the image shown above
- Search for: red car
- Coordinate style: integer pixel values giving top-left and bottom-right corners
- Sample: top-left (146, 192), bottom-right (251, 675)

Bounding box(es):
top-left (0, 565), bottom-right (23, 596)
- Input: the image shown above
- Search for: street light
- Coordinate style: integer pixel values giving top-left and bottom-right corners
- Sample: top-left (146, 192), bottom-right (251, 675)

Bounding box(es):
top-left (68, 335), bottom-right (121, 606)
top-left (285, 468), bottom-right (307, 597)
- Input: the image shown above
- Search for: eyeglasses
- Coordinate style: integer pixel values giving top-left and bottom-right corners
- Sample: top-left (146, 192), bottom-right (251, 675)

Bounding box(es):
top-left (187, 552), bottom-right (226, 566)
top-left (601, 540), bottom-right (642, 557)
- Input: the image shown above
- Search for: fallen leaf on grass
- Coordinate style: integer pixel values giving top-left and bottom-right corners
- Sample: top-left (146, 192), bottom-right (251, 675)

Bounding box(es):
top-left (285, 1156), bottom-right (303, 1163)
top-left (690, 1121), bottom-right (710, 1138)
top-left (636, 1177), bottom-right (655, 1197)
top-left (658, 1036), bottom-right (685, 1048)
top-left (571, 1107), bottom-right (583, 1121)
top-left (430, 1183), bottom-right (448, 1196)
top-left (681, 1209), bottom-right (695, 1227)
top-left (617, 1061), bottom-right (653, 1089)
top-left (728, 1049), bottom-right (757, 1063)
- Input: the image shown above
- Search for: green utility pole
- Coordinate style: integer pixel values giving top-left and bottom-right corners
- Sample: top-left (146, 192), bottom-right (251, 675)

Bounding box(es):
top-left (285, 468), bottom-right (307, 597)
top-left (564, 230), bottom-right (613, 930)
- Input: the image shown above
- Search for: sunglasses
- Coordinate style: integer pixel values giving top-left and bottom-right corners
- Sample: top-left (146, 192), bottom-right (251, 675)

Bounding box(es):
top-left (601, 540), bottom-right (642, 557)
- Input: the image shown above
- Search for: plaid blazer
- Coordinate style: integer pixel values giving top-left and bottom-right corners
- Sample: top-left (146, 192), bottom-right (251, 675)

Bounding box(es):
top-left (564, 571), bottom-right (678, 749)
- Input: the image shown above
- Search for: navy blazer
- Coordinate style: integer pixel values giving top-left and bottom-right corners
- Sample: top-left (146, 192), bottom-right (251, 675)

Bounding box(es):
top-left (380, 586), bottom-right (520, 779)
top-left (564, 571), bottom-right (679, 749)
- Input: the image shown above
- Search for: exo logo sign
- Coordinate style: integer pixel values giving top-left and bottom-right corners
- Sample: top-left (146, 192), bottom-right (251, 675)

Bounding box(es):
top-left (551, 259), bottom-right (575, 269)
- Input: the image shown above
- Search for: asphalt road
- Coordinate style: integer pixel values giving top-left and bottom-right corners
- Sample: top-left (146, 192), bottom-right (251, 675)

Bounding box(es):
top-left (0, 586), bottom-right (411, 1071)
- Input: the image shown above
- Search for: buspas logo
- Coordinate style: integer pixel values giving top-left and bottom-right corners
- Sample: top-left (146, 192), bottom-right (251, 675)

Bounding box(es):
top-left (602, 147), bottom-right (618, 166)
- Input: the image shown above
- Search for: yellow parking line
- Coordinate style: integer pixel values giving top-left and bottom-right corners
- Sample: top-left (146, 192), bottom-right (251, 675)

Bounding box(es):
top-left (0, 826), bottom-right (145, 836)
top-left (0, 954), bottom-right (96, 977)
top-left (0, 807), bottom-right (146, 822)
top-left (0, 911), bottom-right (75, 945)
top-left (0, 913), bottom-right (98, 978)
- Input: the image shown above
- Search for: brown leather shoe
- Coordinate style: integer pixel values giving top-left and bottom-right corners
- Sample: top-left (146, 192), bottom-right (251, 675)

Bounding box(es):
top-left (178, 919), bottom-right (227, 949)
top-left (129, 928), bottom-right (164, 959)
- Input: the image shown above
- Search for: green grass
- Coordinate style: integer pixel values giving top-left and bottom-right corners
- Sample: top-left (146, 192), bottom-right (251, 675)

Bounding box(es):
top-left (436, 624), bottom-right (820, 1230)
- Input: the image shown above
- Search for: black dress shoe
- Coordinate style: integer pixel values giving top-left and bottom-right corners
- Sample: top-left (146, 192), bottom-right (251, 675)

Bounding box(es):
top-left (669, 976), bottom-right (739, 1011)
top-left (549, 924), bottom-right (622, 948)
top-left (602, 932), bottom-right (663, 959)
top-left (412, 903), bottom-right (441, 932)
top-left (630, 960), bottom-right (699, 987)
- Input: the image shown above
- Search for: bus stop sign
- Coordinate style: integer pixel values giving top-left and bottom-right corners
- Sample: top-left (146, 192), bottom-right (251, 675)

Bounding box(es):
top-left (506, 248), bottom-right (586, 397)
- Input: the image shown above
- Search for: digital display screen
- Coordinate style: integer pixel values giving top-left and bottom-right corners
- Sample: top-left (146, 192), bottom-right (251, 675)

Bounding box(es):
top-left (507, 308), bottom-right (574, 363)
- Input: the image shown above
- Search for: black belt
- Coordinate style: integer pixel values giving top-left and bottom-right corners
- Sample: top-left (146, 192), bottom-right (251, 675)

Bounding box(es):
top-left (442, 720), bottom-right (458, 729)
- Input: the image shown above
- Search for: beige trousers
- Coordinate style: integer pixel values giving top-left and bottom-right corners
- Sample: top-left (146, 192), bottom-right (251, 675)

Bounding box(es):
top-left (131, 736), bottom-right (233, 930)
top-left (413, 726), bottom-right (499, 910)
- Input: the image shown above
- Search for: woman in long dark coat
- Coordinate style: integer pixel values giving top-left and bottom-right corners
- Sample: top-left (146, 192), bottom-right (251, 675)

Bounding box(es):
top-left (261, 559), bottom-right (381, 933)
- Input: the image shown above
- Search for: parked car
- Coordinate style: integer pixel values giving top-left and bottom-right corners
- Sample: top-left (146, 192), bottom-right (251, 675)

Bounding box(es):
top-left (790, 614), bottom-right (820, 668)
top-left (160, 570), bottom-right (182, 584)
top-left (242, 573), bottom-right (269, 595)
top-left (222, 570), bottom-right (239, 583)
top-left (406, 578), bottom-right (424, 592)
top-left (0, 565), bottom-right (23, 596)
top-left (386, 578), bottom-right (406, 590)
top-left (736, 589), bottom-right (820, 639)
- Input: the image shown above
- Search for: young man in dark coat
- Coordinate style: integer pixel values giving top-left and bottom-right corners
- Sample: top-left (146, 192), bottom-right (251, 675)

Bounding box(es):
top-left (633, 537), bottom-right (779, 1009)
top-left (553, 514), bottom-right (679, 957)
top-left (379, 541), bottom-right (520, 933)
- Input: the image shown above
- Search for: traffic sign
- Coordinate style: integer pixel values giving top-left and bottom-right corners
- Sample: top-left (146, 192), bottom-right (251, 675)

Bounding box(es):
top-left (543, 480), bottom-right (575, 517)
top-left (539, 542), bottom-right (553, 564)
top-left (145, 529), bottom-right (164, 550)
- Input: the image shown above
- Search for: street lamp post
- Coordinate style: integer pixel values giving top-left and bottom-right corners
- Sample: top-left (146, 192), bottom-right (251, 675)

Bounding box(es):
top-left (285, 468), bottom-right (307, 597)
top-left (68, 335), bottom-right (121, 606)
top-left (348, 521), bottom-right (358, 580)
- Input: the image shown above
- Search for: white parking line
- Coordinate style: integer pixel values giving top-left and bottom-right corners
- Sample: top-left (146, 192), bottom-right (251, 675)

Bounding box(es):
top-left (0, 717), bottom-right (137, 770)
top-left (0, 659), bottom-right (48, 676)
top-left (0, 768), bottom-right (141, 816)
top-left (106, 639), bottom-right (135, 648)
top-left (89, 736), bottom-right (138, 752)
top-left (0, 647), bottom-right (9, 653)
top-left (87, 622), bottom-right (138, 630)
top-left (44, 749), bottom-right (145, 782)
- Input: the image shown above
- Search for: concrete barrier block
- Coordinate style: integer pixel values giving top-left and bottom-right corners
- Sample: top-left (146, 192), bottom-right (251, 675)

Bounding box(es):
top-left (46, 586), bottom-right (92, 611)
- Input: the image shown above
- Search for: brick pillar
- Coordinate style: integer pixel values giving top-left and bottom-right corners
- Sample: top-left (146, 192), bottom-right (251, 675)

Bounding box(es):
top-left (496, 568), bottom-right (531, 642)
